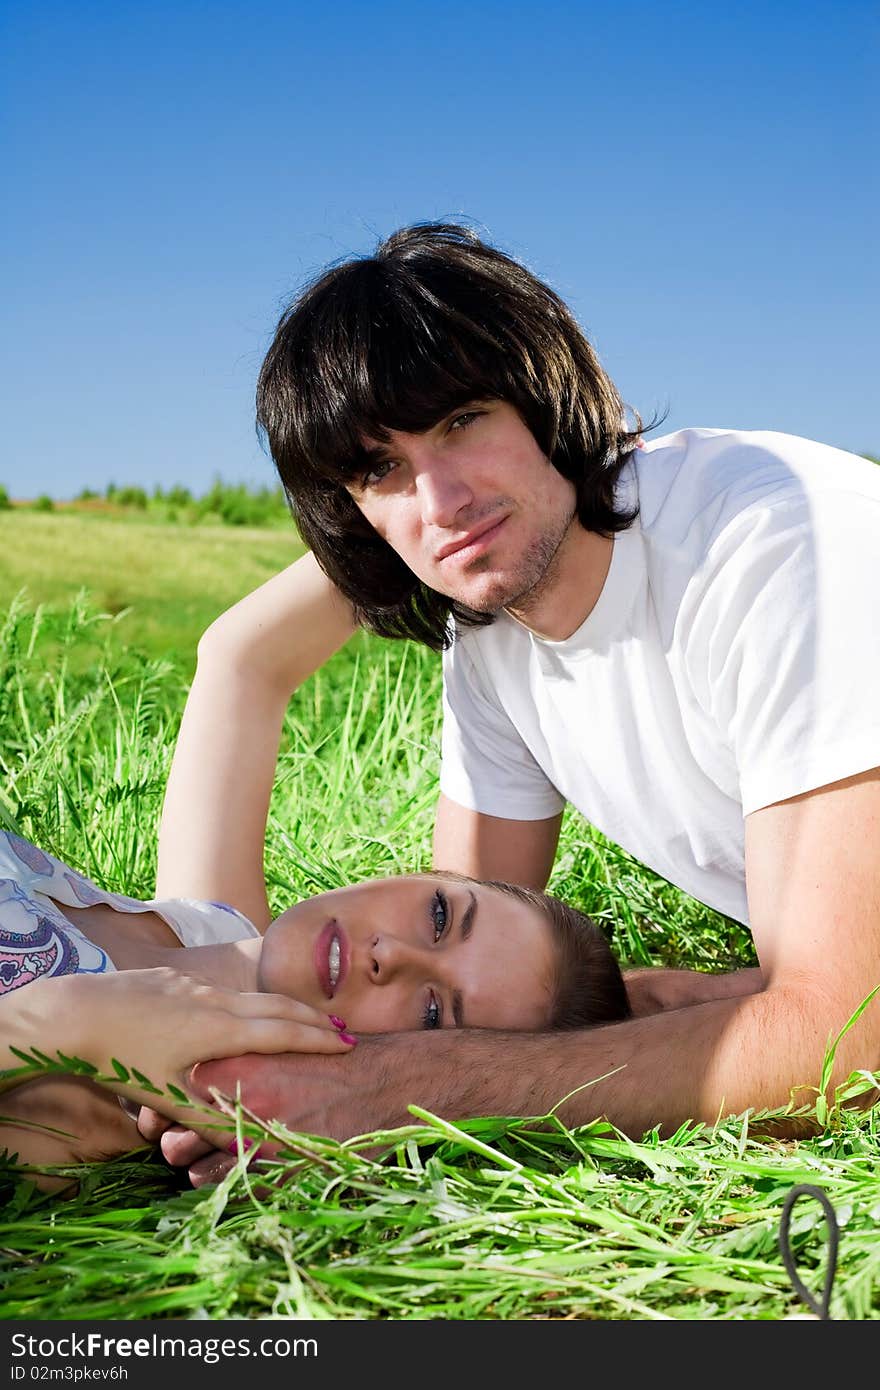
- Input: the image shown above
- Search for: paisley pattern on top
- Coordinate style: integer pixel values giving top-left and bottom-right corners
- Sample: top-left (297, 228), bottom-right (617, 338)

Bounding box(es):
top-left (0, 913), bottom-right (81, 994)
top-left (0, 828), bottom-right (261, 1000)
top-left (62, 871), bottom-right (107, 906)
top-left (0, 874), bottom-right (106, 994)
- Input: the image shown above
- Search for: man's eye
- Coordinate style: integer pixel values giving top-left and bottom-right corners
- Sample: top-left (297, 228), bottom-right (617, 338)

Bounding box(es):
top-left (422, 992), bottom-right (441, 1029)
top-left (449, 411), bottom-right (481, 432)
top-left (362, 459), bottom-right (397, 488)
top-left (431, 889), bottom-right (449, 942)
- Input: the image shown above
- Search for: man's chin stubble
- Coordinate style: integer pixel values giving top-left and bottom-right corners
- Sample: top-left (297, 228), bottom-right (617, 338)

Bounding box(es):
top-left (446, 557), bottom-right (561, 619)
top-left (494, 524), bottom-right (576, 620)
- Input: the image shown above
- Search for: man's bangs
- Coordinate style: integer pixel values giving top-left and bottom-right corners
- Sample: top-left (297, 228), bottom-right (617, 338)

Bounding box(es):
top-left (303, 295), bottom-right (510, 483)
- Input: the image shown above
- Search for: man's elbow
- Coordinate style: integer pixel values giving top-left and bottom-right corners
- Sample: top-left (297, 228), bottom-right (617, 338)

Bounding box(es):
top-left (767, 971), bottom-right (880, 1096)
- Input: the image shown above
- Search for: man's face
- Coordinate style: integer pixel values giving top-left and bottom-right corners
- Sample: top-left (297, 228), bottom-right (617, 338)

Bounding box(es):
top-left (347, 400), bottom-right (578, 615)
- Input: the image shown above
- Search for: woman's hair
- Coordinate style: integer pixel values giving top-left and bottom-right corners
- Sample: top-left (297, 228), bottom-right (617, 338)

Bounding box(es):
top-left (256, 220), bottom-right (647, 650)
top-left (436, 872), bottom-right (629, 1029)
top-left (480, 878), bottom-right (631, 1030)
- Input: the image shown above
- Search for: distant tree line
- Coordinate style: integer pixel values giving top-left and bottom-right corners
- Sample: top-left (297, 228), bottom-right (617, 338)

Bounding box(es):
top-left (0, 478), bottom-right (292, 527)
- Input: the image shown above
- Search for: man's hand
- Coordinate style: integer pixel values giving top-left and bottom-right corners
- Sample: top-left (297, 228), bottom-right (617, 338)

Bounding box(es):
top-left (138, 1037), bottom-right (418, 1188)
top-left (189, 1037), bottom-right (418, 1139)
top-left (135, 1110), bottom-right (237, 1188)
top-left (142, 1033), bottom-right (478, 1187)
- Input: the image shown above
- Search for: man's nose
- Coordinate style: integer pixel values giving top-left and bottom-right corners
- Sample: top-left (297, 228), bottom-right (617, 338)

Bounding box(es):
top-left (413, 456), bottom-right (473, 527)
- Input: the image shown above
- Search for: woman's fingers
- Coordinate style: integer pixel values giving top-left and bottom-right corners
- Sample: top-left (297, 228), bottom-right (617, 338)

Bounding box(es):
top-left (205, 1014), bottom-right (357, 1060)
top-left (220, 990), bottom-right (344, 1030)
top-left (70, 971), bottom-right (358, 1132)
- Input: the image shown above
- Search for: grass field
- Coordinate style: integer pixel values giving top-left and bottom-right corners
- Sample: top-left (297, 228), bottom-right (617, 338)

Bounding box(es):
top-left (1, 514), bottom-right (877, 1321)
top-left (0, 512), bottom-right (305, 669)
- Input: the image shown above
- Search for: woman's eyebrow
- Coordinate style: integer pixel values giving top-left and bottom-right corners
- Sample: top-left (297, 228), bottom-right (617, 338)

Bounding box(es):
top-left (460, 891), bottom-right (477, 942)
top-left (451, 892), bottom-right (478, 1028)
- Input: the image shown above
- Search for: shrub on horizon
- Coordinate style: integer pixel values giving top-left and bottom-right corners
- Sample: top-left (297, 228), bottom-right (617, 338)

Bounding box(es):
top-left (166, 484), bottom-right (193, 508)
top-left (115, 485), bottom-right (148, 509)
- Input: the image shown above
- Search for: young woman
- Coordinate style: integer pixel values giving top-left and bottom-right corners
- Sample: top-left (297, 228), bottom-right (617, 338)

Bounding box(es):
top-left (0, 554), bottom-right (632, 1189)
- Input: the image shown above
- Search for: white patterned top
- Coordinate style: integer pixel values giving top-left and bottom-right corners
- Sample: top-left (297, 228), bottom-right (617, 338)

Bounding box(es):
top-left (0, 829), bottom-right (260, 996)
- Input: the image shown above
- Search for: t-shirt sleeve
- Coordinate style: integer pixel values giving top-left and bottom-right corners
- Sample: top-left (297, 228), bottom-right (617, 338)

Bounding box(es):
top-left (684, 490), bottom-right (880, 817)
top-left (439, 635), bottom-right (565, 820)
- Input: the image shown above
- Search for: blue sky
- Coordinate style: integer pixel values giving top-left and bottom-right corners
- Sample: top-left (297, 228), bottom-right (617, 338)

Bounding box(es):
top-left (2, 0), bottom-right (877, 498)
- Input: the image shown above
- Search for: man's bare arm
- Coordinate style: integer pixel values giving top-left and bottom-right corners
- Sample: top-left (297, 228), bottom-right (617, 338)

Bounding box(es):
top-left (623, 967), bottom-right (763, 1016)
top-left (432, 793), bottom-right (562, 891)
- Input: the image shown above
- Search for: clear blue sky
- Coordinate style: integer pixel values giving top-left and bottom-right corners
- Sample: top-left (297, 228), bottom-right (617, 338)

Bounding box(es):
top-left (2, 0), bottom-right (877, 498)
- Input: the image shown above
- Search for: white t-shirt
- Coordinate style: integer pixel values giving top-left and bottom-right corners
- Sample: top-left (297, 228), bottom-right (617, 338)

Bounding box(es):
top-left (440, 428), bottom-right (880, 926)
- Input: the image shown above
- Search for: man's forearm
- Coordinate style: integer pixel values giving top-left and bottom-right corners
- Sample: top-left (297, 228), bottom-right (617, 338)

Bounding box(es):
top-left (364, 997), bottom-right (785, 1136)
top-left (191, 977), bottom-right (878, 1148)
top-left (456, 984), bottom-right (873, 1133)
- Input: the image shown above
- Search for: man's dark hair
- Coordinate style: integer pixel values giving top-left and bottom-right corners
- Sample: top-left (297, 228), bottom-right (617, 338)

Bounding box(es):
top-left (257, 221), bottom-right (644, 650)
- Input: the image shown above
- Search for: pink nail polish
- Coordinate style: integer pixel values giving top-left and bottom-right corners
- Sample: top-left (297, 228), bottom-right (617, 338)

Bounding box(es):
top-left (339, 1031), bottom-right (357, 1046)
top-left (227, 1140), bottom-right (239, 1156)
top-left (329, 1015), bottom-right (347, 1030)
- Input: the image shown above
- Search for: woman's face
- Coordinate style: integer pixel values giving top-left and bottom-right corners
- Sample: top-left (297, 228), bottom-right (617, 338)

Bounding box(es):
top-left (258, 875), bottom-right (555, 1034)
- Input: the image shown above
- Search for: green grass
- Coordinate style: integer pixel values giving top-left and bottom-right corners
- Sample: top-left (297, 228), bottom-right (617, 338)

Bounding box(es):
top-left (0, 518), bottom-right (878, 1321)
top-left (0, 512), bottom-right (304, 669)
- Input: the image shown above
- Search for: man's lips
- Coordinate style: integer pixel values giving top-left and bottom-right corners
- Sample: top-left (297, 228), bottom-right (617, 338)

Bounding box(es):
top-left (315, 919), bottom-right (349, 1000)
top-left (435, 515), bottom-right (507, 563)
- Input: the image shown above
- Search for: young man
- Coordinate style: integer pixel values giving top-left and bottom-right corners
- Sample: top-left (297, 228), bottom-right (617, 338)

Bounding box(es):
top-left (142, 222), bottom-right (880, 1183)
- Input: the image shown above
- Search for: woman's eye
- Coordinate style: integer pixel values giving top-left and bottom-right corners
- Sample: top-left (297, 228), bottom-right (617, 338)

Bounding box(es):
top-left (431, 889), bottom-right (448, 942)
top-left (422, 992), bottom-right (441, 1030)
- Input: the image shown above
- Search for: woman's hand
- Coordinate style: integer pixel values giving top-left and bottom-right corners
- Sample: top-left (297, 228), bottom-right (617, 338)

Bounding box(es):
top-left (13, 967), bottom-right (356, 1132)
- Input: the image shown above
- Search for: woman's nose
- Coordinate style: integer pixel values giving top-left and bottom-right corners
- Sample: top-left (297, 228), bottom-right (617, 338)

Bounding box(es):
top-left (368, 934), bottom-right (426, 983)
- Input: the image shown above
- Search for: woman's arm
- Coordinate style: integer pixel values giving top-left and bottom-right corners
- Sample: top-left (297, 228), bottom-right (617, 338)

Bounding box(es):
top-left (155, 551), bottom-right (357, 926)
top-left (0, 1077), bottom-right (143, 1194)
top-left (0, 974), bottom-right (89, 1094)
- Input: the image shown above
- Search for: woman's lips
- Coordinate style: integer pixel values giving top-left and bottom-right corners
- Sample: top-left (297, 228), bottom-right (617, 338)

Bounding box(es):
top-left (315, 919), bottom-right (349, 999)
